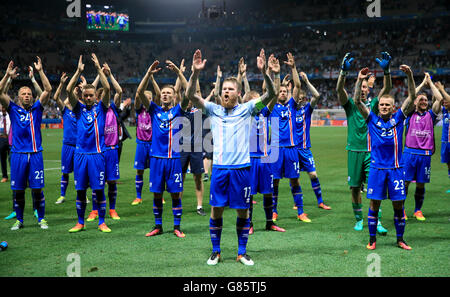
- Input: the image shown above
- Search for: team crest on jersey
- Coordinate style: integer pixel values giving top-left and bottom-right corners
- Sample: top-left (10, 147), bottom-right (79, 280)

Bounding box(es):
top-left (376, 121), bottom-right (382, 127)
top-left (157, 113), bottom-right (161, 118)
top-left (83, 108), bottom-right (86, 112)
top-left (390, 119), bottom-right (396, 126)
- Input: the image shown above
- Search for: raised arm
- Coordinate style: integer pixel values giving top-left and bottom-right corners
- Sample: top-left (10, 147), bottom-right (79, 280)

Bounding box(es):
top-left (284, 52), bottom-right (300, 101)
top-left (66, 55), bottom-right (84, 108)
top-left (425, 74), bottom-right (443, 115)
top-left (53, 72), bottom-right (69, 111)
top-left (300, 71), bottom-right (320, 108)
top-left (102, 62), bottom-right (122, 106)
top-left (186, 49), bottom-right (207, 110)
top-left (256, 49), bottom-right (276, 107)
top-left (92, 74), bottom-right (100, 89)
top-left (435, 81), bottom-right (450, 106)
top-left (0, 61), bottom-right (18, 108)
top-left (173, 59), bottom-right (187, 100)
top-left (236, 57), bottom-right (244, 86)
top-left (34, 56), bottom-right (52, 106)
top-left (91, 53), bottom-right (110, 107)
top-left (166, 59), bottom-right (188, 105)
top-left (213, 65), bottom-right (222, 105)
top-left (268, 54), bottom-right (281, 95)
top-left (336, 53), bottom-right (354, 106)
top-left (136, 61), bottom-right (161, 110)
top-left (415, 74), bottom-right (428, 94)
top-left (354, 68), bottom-right (371, 120)
top-left (375, 52), bottom-right (392, 98)
top-left (149, 71), bottom-right (161, 106)
top-left (28, 66), bottom-right (43, 97)
top-left (400, 65), bottom-right (416, 115)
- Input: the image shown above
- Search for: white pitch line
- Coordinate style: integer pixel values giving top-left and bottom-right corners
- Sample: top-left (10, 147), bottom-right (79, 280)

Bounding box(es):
top-left (44, 167), bottom-right (61, 171)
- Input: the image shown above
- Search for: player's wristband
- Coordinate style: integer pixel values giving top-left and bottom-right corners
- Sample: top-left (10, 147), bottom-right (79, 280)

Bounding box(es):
top-left (384, 69), bottom-right (391, 76)
top-left (31, 77), bottom-right (37, 83)
top-left (340, 70), bottom-right (348, 77)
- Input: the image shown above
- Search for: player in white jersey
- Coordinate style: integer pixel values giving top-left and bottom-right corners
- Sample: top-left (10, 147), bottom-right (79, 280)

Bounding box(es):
top-left (186, 49), bottom-right (277, 266)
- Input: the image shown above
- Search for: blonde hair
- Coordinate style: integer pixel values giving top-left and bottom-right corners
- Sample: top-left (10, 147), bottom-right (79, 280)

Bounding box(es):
top-left (223, 77), bottom-right (242, 94)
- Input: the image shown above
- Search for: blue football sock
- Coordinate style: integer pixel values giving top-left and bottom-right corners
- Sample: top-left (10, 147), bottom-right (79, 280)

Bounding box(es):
top-left (394, 208), bottom-right (406, 239)
top-left (135, 175), bottom-right (143, 199)
top-left (291, 185), bottom-right (304, 215)
top-left (32, 193), bottom-right (37, 211)
top-left (91, 191), bottom-right (98, 211)
top-left (32, 191), bottom-right (45, 222)
top-left (76, 190), bottom-right (87, 225)
top-left (414, 187), bottom-right (425, 212)
top-left (172, 198), bottom-right (182, 227)
top-left (236, 217), bottom-right (251, 255)
top-left (209, 218), bottom-right (223, 253)
top-left (61, 174), bottom-right (69, 197)
top-left (272, 185), bottom-right (279, 214)
top-left (153, 198), bottom-right (163, 226)
top-left (14, 191), bottom-right (25, 223)
top-left (263, 195), bottom-right (273, 222)
top-left (368, 208), bottom-right (379, 238)
top-left (310, 177), bottom-right (323, 205)
top-left (108, 183), bottom-right (117, 210)
top-left (95, 190), bottom-right (106, 225)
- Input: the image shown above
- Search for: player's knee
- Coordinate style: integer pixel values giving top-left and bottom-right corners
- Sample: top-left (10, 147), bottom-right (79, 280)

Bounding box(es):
top-left (236, 208), bottom-right (249, 219)
top-left (211, 206), bottom-right (224, 219)
top-left (416, 183), bottom-right (425, 189)
top-left (308, 171), bottom-right (318, 179)
top-left (289, 178), bottom-right (299, 187)
top-left (392, 200), bottom-right (404, 210)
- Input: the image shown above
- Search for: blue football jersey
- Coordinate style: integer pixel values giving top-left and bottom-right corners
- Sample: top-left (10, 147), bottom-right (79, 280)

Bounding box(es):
top-left (149, 101), bottom-right (184, 158)
top-left (73, 101), bottom-right (107, 154)
top-left (62, 107), bottom-right (77, 146)
top-left (367, 110), bottom-right (406, 169)
top-left (270, 97), bottom-right (297, 147)
top-left (442, 107), bottom-right (449, 143)
top-left (250, 107), bottom-right (271, 158)
top-left (8, 100), bottom-right (43, 153)
top-left (294, 102), bottom-right (313, 149)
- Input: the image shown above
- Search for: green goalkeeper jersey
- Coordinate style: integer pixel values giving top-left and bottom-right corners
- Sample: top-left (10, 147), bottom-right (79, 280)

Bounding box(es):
top-left (343, 97), bottom-right (378, 152)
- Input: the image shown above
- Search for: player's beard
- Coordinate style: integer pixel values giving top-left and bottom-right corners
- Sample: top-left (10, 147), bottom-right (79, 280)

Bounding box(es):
top-left (222, 94), bottom-right (238, 109)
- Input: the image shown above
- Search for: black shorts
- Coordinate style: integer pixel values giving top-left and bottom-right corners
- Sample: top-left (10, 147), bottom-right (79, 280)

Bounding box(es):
top-left (202, 151), bottom-right (213, 160)
top-left (181, 151), bottom-right (205, 174)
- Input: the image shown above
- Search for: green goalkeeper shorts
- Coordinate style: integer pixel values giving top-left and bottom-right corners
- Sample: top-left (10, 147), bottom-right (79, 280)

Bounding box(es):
top-left (347, 150), bottom-right (371, 188)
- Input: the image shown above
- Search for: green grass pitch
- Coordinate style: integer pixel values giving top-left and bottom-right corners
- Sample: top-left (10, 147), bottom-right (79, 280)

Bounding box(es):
top-left (0, 127), bottom-right (449, 277)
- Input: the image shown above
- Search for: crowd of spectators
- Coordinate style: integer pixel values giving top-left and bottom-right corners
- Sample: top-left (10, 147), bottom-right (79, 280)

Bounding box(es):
top-left (0, 0), bottom-right (448, 120)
